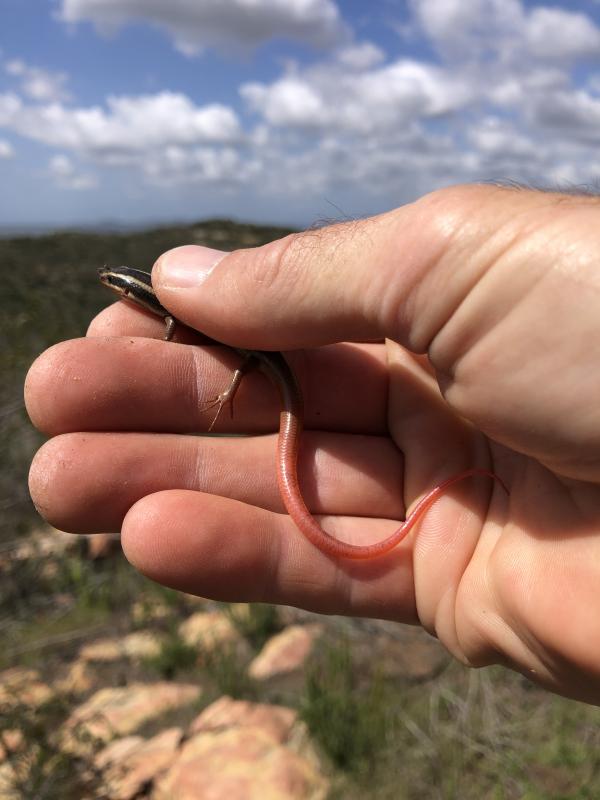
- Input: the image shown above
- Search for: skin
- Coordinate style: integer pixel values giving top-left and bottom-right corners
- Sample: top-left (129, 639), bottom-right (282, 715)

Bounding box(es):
top-left (25, 183), bottom-right (600, 704)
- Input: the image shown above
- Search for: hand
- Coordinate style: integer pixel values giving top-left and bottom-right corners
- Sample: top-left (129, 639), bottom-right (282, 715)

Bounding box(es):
top-left (26, 184), bottom-right (600, 703)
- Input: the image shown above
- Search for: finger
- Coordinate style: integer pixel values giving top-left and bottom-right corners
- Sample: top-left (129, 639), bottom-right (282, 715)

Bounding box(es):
top-left (28, 429), bottom-right (405, 533)
top-left (121, 481), bottom-right (496, 622)
top-left (25, 337), bottom-right (390, 436)
top-left (121, 488), bottom-right (419, 622)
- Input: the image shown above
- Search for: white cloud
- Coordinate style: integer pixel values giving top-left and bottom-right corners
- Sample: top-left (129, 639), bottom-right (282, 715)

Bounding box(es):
top-left (232, 0), bottom-right (600, 202)
top-left (489, 67), bottom-right (569, 107)
top-left (141, 145), bottom-right (260, 186)
top-left (0, 93), bottom-right (20, 126)
top-left (48, 154), bottom-right (96, 189)
top-left (469, 117), bottom-right (537, 159)
top-left (0, 139), bottom-right (13, 158)
top-left (411, 0), bottom-right (600, 65)
top-left (588, 73), bottom-right (600, 94)
top-left (525, 8), bottom-right (600, 61)
top-left (410, 0), bottom-right (524, 61)
top-left (4, 0), bottom-right (600, 208)
top-left (241, 77), bottom-right (327, 128)
top-left (58, 0), bottom-right (346, 55)
top-left (335, 42), bottom-right (385, 70)
top-left (5, 59), bottom-right (71, 102)
top-left (0, 90), bottom-right (246, 188)
top-left (241, 58), bottom-right (471, 134)
top-left (527, 87), bottom-right (600, 143)
top-left (0, 92), bottom-right (241, 156)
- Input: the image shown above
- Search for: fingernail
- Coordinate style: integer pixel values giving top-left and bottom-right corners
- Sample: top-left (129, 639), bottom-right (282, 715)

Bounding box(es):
top-left (155, 245), bottom-right (227, 289)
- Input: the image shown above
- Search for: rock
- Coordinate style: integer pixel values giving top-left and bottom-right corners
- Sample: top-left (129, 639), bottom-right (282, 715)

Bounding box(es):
top-left (79, 631), bottom-right (164, 662)
top-left (226, 603), bottom-right (252, 622)
top-left (189, 697), bottom-right (296, 743)
top-left (0, 731), bottom-right (24, 763)
top-left (0, 527), bottom-right (74, 565)
top-left (180, 593), bottom-right (208, 606)
top-left (178, 611), bottom-right (248, 657)
top-left (0, 762), bottom-right (19, 800)
top-left (86, 533), bottom-right (121, 559)
top-left (0, 667), bottom-right (53, 709)
top-left (62, 682), bottom-right (201, 753)
top-left (95, 728), bottom-right (182, 800)
top-left (366, 626), bottom-right (448, 682)
top-left (154, 697), bottom-right (328, 800)
top-left (95, 736), bottom-right (145, 769)
top-left (131, 600), bottom-right (172, 625)
top-left (248, 625), bottom-right (322, 681)
top-left (54, 659), bottom-right (96, 695)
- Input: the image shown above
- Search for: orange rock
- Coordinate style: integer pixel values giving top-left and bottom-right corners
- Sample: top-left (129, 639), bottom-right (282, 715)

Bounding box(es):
top-left (0, 667), bottom-right (53, 709)
top-left (86, 533), bottom-right (121, 559)
top-left (95, 735), bottom-right (145, 769)
top-left (189, 696), bottom-right (296, 743)
top-left (178, 611), bottom-right (240, 651)
top-left (79, 631), bottom-right (163, 662)
top-left (248, 625), bottom-right (323, 681)
top-left (96, 728), bottom-right (182, 800)
top-left (0, 761), bottom-right (19, 800)
top-left (62, 682), bottom-right (201, 753)
top-left (152, 727), bottom-right (327, 800)
top-left (53, 659), bottom-right (96, 695)
top-left (0, 730), bottom-right (24, 763)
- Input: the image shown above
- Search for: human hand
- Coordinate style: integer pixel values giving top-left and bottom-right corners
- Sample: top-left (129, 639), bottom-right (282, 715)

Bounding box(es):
top-left (26, 184), bottom-right (600, 703)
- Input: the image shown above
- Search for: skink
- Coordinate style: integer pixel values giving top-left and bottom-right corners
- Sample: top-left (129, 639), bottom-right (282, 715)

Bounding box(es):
top-left (99, 265), bottom-right (504, 560)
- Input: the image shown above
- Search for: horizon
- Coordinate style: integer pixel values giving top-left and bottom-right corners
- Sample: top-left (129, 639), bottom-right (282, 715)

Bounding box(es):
top-left (0, 214), bottom-right (298, 238)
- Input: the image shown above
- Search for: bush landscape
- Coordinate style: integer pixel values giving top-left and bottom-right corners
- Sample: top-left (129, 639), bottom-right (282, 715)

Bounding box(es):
top-left (1, 220), bottom-right (600, 799)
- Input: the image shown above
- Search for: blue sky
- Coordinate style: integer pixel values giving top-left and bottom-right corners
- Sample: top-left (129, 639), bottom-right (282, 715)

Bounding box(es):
top-left (1, 0), bottom-right (600, 228)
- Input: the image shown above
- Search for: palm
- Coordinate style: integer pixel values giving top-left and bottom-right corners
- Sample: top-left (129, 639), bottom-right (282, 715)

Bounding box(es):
top-left (381, 339), bottom-right (600, 700)
top-left (457, 445), bottom-right (600, 692)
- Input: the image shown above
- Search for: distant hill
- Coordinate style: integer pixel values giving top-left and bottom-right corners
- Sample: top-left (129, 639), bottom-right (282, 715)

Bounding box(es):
top-left (0, 217), bottom-right (296, 238)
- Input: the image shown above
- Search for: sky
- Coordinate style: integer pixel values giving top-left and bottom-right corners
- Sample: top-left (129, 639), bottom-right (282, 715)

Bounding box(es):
top-left (1, 0), bottom-right (600, 229)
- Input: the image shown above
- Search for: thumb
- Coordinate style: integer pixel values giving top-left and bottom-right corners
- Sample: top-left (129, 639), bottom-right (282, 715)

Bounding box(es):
top-left (151, 185), bottom-right (524, 352)
top-left (152, 223), bottom-right (400, 350)
top-left (151, 199), bottom-right (444, 351)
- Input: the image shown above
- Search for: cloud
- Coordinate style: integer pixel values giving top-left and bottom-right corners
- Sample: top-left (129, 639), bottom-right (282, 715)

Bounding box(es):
top-left (410, 0), bottom-right (524, 61)
top-left (141, 145), bottom-right (260, 186)
top-left (411, 0), bottom-right (600, 64)
top-left (335, 42), bottom-right (385, 70)
top-left (48, 154), bottom-right (96, 189)
top-left (0, 93), bottom-right (21, 126)
top-left (0, 89), bottom-right (246, 189)
top-left (588, 73), bottom-right (600, 94)
top-left (233, 0), bottom-right (600, 201)
top-left (0, 139), bottom-right (13, 158)
top-left (5, 0), bottom-right (600, 210)
top-left (241, 77), bottom-right (327, 128)
top-left (241, 57), bottom-right (472, 134)
top-left (58, 0), bottom-right (346, 55)
top-left (527, 86), bottom-right (600, 143)
top-left (524, 8), bottom-right (600, 61)
top-left (0, 91), bottom-right (241, 156)
top-left (5, 59), bottom-right (71, 102)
